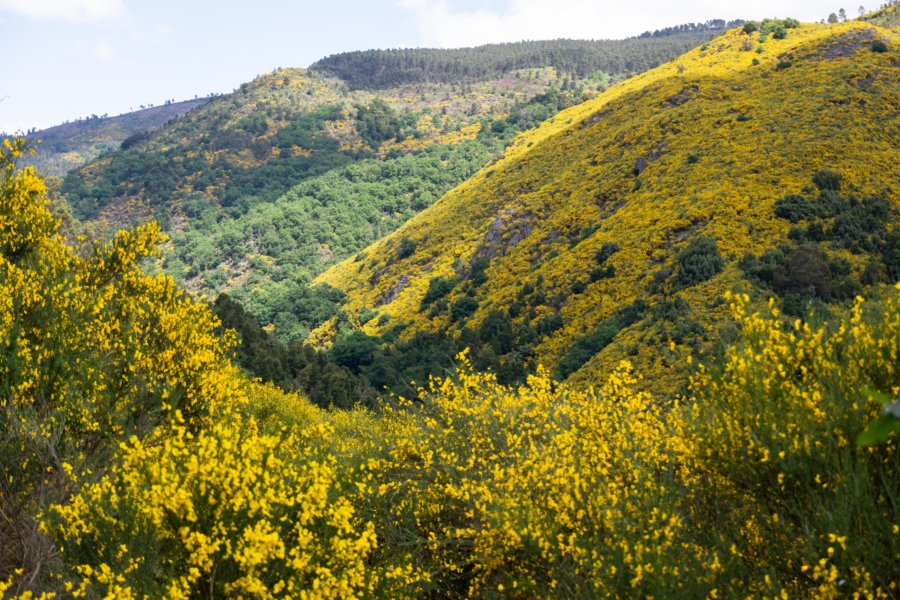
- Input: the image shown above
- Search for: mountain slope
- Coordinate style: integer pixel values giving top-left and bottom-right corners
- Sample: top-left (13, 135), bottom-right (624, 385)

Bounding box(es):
top-left (59, 31), bottom-right (728, 339)
top-left (315, 20), bottom-right (899, 393)
top-left (20, 99), bottom-right (208, 177)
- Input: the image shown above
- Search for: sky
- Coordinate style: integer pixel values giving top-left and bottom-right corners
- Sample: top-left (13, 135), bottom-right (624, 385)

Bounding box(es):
top-left (1, 0), bottom-right (853, 133)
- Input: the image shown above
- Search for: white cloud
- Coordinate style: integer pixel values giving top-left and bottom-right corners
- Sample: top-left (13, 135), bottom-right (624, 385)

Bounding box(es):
top-left (0, 0), bottom-right (124, 22)
top-left (130, 21), bottom-right (173, 43)
top-left (395, 0), bottom-right (836, 47)
top-left (93, 40), bottom-right (117, 63)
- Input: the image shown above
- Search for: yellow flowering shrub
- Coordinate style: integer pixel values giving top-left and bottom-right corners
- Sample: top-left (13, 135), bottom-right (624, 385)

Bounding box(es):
top-left (45, 411), bottom-right (379, 599)
top-left (0, 137), bottom-right (243, 591)
top-left (683, 287), bottom-right (900, 596)
top-left (354, 356), bottom-right (715, 597)
top-left (4, 27), bottom-right (900, 592)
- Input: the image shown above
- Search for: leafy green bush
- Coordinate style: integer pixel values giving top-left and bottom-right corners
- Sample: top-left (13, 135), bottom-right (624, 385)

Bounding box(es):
top-left (397, 237), bottom-right (417, 259)
top-left (813, 169), bottom-right (843, 192)
top-left (775, 194), bottom-right (820, 222)
top-left (595, 241), bottom-right (620, 264)
top-left (420, 276), bottom-right (458, 310)
top-left (555, 301), bottom-right (645, 379)
top-left (356, 99), bottom-right (402, 147)
top-left (451, 296), bottom-right (479, 322)
top-left (673, 236), bottom-right (724, 289)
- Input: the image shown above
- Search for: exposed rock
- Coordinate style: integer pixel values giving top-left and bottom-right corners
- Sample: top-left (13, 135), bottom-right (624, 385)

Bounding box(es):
top-left (376, 274), bottom-right (409, 306)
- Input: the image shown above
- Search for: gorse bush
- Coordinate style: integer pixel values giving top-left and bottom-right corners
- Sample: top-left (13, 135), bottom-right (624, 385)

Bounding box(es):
top-left (683, 291), bottom-right (900, 596)
top-left (0, 138), bottom-right (245, 591)
top-left (354, 357), bottom-right (710, 596)
top-left (45, 413), bottom-right (383, 599)
top-left (23, 283), bottom-right (900, 597)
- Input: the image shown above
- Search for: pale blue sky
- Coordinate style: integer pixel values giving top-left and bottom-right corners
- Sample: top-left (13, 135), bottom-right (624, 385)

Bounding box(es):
top-left (1, 0), bottom-right (848, 133)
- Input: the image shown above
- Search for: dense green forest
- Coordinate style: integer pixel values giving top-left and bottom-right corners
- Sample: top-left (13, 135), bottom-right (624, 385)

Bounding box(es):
top-left (310, 24), bottom-right (741, 88)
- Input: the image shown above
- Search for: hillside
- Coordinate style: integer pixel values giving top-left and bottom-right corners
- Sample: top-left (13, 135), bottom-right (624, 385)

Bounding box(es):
top-left (310, 23), bottom-right (740, 88)
top-left (59, 30), bottom-right (723, 338)
top-left (18, 99), bottom-right (208, 177)
top-left (315, 20), bottom-right (900, 394)
top-left (860, 2), bottom-right (900, 28)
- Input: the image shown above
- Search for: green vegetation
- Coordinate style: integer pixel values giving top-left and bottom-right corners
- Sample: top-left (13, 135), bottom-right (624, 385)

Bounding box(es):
top-left (59, 54), bottom-right (644, 339)
top-left (673, 236), bottom-right (724, 289)
top-left (17, 99), bottom-right (208, 177)
top-left (355, 99), bottom-right (402, 146)
top-left (61, 102), bottom-right (360, 220)
top-left (555, 300), bottom-right (646, 379)
top-left (420, 276), bottom-right (458, 310)
top-left (212, 294), bottom-right (369, 409)
top-left (4, 18), bottom-right (900, 596)
top-left (311, 26), bottom-right (741, 89)
top-left (744, 171), bottom-right (898, 316)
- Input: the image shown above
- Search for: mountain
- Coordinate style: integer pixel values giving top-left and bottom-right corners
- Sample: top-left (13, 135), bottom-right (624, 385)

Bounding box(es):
top-left (309, 23), bottom-right (742, 89)
top-left (18, 99), bottom-right (208, 177)
top-left (314, 20), bottom-right (899, 394)
top-left (58, 29), bottom-right (726, 340)
top-left (860, 2), bottom-right (900, 28)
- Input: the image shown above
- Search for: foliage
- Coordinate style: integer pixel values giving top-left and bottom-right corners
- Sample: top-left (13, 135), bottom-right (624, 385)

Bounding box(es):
top-left (167, 140), bottom-right (503, 341)
top-left (673, 236), bottom-right (724, 289)
top-left (397, 237), bottom-right (417, 260)
top-left (748, 171), bottom-right (898, 315)
top-left (682, 290), bottom-right (900, 596)
top-left (555, 301), bottom-right (646, 379)
top-left (311, 32), bottom-right (733, 89)
top-left (317, 21), bottom-right (899, 393)
top-left (20, 99), bottom-right (207, 177)
top-left (857, 391), bottom-right (900, 446)
top-left (3, 142), bottom-right (900, 599)
top-left (355, 99), bottom-right (402, 147)
top-left (0, 138), bottom-right (244, 590)
top-left (420, 276), bottom-right (458, 310)
top-left (45, 412), bottom-right (381, 599)
top-left (212, 294), bottom-right (369, 409)
top-left (742, 18), bottom-right (800, 39)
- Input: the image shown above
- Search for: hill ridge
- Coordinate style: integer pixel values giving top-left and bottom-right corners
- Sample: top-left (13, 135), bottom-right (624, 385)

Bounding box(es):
top-left (314, 20), bottom-right (899, 393)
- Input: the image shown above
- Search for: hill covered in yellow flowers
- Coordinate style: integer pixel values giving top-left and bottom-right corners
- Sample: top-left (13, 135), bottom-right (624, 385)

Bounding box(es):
top-left (316, 20), bottom-right (900, 392)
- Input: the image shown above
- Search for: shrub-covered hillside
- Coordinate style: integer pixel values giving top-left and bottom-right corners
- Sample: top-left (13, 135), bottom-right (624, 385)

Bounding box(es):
top-left (315, 20), bottom-right (900, 394)
top-left (58, 29), bottom-right (727, 340)
top-left (1, 136), bottom-right (898, 597)
top-left (14, 99), bottom-right (209, 178)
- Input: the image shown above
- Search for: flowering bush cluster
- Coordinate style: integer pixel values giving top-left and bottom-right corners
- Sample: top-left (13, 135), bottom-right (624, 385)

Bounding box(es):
top-left (42, 291), bottom-right (899, 598)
